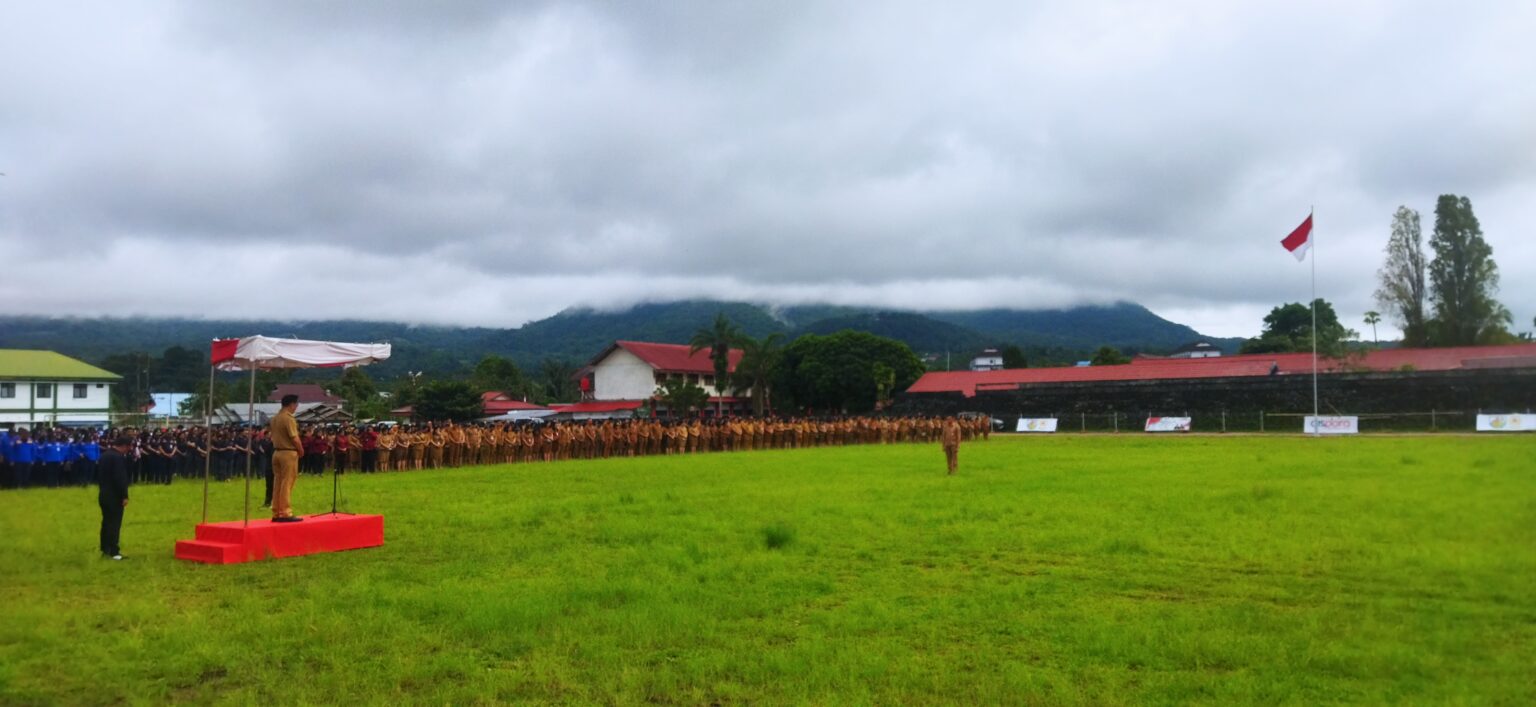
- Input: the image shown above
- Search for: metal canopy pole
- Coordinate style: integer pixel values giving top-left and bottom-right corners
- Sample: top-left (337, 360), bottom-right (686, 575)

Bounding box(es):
top-left (244, 364), bottom-right (255, 527)
top-left (202, 364), bottom-right (213, 523)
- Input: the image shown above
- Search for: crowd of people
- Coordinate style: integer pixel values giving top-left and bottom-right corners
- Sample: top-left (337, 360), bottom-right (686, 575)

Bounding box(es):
top-left (0, 414), bottom-right (990, 491)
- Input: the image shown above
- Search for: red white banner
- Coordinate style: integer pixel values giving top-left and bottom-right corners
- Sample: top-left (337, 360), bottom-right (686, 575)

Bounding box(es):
top-left (210, 336), bottom-right (391, 371)
top-left (1477, 414), bottom-right (1531, 432)
top-left (1145, 416), bottom-right (1192, 432)
top-left (1015, 418), bottom-right (1058, 433)
top-left (1280, 214), bottom-right (1313, 262)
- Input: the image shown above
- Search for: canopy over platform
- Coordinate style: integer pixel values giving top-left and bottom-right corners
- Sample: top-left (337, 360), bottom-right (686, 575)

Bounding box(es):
top-left (211, 336), bottom-right (391, 371)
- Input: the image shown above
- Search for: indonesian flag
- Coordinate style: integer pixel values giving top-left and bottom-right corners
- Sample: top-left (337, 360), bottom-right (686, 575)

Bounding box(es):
top-left (1280, 214), bottom-right (1313, 262)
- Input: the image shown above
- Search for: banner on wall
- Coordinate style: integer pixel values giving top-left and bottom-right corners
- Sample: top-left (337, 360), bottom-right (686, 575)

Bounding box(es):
top-left (1015, 418), bottom-right (1058, 433)
top-left (1304, 416), bottom-right (1359, 434)
top-left (1476, 414), bottom-right (1532, 432)
top-left (1144, 417), bottom-right (1192, 432)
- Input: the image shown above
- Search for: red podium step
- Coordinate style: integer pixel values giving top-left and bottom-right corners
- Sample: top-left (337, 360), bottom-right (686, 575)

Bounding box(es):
top-left (175, 513), bottom-right (384, 564)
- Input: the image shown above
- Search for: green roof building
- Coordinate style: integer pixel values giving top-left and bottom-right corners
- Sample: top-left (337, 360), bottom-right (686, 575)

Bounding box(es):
top-left (0, 349), bottom-right (121, 427)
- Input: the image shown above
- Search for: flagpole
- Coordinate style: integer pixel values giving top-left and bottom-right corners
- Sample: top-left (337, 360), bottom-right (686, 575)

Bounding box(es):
top-left (1310, 206), bottom-right (1319, 435)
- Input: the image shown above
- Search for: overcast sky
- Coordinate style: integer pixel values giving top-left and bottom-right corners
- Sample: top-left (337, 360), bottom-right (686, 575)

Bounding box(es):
top-left (2, 1), bottom-right (1532, 338)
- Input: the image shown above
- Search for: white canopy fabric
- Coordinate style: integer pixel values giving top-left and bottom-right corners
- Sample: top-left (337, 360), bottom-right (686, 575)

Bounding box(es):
top-left (211, 336), bottom-right (391, 371)
top-left (481, 410), bottom-right (557, 422)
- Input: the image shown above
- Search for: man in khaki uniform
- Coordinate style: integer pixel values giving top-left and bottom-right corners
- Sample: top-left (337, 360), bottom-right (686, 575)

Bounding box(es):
top-left (268, 395), bottom-right (304, 521)
top-left (941, 417), bottom-right (962, 475)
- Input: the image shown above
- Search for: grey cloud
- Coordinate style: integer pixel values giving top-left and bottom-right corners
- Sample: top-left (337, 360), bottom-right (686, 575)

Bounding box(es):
top-left (1, 1), bottom-right (1533, 339)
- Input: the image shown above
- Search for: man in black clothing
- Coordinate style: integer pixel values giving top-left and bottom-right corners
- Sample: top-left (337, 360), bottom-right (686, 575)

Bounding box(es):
top-left (98, 437), bottom-right (132, 560)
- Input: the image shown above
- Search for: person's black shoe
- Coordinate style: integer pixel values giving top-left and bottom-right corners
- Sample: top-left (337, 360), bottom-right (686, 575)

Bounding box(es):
top-left (271, 516), bottom-right (304, 523)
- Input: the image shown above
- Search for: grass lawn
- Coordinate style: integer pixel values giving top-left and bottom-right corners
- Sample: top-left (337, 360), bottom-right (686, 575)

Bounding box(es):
top-left (2, 435), bottom-right (1533, 705)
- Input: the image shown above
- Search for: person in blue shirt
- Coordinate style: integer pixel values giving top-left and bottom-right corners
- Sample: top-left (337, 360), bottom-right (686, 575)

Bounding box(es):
top-left (41, 432), bottom-right (68, 488)
top-left (11, 429), bottom-right (37, 488)
top-left (75, 433), bottom-right (100, 486)
top-left (0, 428), bottom-right (11, 488)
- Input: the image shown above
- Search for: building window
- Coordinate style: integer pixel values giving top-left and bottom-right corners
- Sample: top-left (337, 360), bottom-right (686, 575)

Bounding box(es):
top-left (74, 384), bottom-right (89, 399)
top-left (37, 384), bottom-right (52, 399)
top-left (0, 383), bottom-right (13, 398)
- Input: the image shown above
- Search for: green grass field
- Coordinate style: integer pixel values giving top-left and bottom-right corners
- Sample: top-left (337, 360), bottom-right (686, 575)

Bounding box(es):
top-left (2, 435), bottom-right (1533, 705)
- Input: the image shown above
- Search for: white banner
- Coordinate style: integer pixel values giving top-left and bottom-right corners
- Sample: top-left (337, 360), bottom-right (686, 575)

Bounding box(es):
top-left (1144, 417), bottom-right (1192, 432)
top-left (1015, 418), bottom-right (1058, 433)
top-left (1477, 414), bottom-right (1532, 432)
top-left (1304, 416), bottom-right (1359, 434)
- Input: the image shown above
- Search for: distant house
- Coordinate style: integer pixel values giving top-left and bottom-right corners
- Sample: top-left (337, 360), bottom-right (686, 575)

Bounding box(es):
top-left (267, 383), bottom-right (345, 407)
top-left (970, 349), bottom-right (1004, 372)
top-left (575, 340), bottom-right (749, 416)
top-left (1169, 341), bottom-right (1223, 359)
top-left (0, 349), bottom-right (120, 428)
top-left (216, 402), bottom-right (351, 426)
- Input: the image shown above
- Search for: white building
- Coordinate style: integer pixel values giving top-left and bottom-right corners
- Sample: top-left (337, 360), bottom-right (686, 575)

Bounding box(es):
top-left (1169, 342), bottom-right (1223, 359)
top-left (0, 349), bottom-right (120, 428)
top-left (565, 340), bottom-right (748, 418)
top-left (970, 349), bottom-right (1004, 372)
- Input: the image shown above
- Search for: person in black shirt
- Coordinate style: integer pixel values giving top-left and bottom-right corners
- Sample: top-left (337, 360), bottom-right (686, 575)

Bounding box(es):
top-left (98, 436), bottom-right (132, 560)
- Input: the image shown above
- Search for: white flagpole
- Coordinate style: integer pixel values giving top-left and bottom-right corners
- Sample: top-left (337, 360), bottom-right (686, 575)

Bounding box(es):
top-left (1310, 206), bottom-right (1319, 435)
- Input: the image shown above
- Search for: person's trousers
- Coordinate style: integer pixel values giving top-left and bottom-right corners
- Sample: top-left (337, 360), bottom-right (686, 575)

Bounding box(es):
top-left (271, 451), bottom-right (299, 519)
top-left (944, 445), bottom-right (958, 474)
top-left (362, 450), bottom-right (377, 473)
top-left (99, 499), bottom-right (123, 556)
top-left (263, 463), bottom-right (274, 506)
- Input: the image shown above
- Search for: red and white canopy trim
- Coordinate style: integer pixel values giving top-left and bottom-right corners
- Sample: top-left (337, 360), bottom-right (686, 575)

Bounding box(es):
top-left (210, 336), bottom-right (391, 371)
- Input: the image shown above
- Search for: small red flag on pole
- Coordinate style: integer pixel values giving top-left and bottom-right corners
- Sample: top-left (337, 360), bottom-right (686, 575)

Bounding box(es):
top-left (1280, 214), bottom-right (1313, 262)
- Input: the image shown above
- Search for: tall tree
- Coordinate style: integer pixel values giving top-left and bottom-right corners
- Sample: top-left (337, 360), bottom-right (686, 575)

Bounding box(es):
top-left (1240, 300), bottom-right (1356, 357)
top-left (471, 355), bottom-right (532, 400)
top-left (1375, 206), bottom-right (1429, 346)
top-left (1363, 311), bottom-right (1381, 347)
top-left (535, 359), bottom-right (580, 404)
top-left (689, 313), bottom-right (743, 417)
top-left (413, 380), bottom-right (483, 422)
top-left (654, 378), bottom-right (708, 418)
top-left (732, 333), bottom-right (783, 416)
top-left (1089, 346), bottom-right (1130, 366)
top-left (329, 366), bottom-right (388, 419)
top-left (1427, 195), bottom-right (1511, 345)
top-left (772, 331), bottom-right (925, 414)
top-left (999, 344), bottom-right (1028, 369)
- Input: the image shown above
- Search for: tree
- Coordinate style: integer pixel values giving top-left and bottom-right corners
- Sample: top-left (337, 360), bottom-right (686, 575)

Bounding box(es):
top-left (328, 366), bottom-right (388, 419)
top-left (1089, 346), bottom-right (1130, 366)
top-left (535, 358), bottom-right (580, 404)
top-left (689, 313), bottom-right (743, 417)
top-left (412, 380), bottom-right (482, 422)
top-left (1427, 195), bottom-right (1511, 345)
top-left (1239, 300), bottom-right (1355, 357)
top-left (654, 378), bottom-right (708, 418)
top-left (471, 355), bottom-right (532, 400)
top-left (871, 362), bottom-right (896, 411)
top-left (1000, 344), bottom-right (1028, 369)
top-left (772, 331), bottom-right (926, 414)
top-left (1375, 206), bottom-right (1429, 346)
top-left (1363, 311), bottom-right (1381, 347)
top-left (732, 333), bottom-right (784, 416)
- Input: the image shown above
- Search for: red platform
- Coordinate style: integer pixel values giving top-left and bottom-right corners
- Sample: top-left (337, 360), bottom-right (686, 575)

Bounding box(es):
top-left (174, 513), bottom-right (384, 564)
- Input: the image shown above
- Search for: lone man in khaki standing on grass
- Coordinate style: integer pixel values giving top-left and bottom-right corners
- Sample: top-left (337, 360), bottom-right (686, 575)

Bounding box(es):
top-left (269, 394), bottom-right (304, 522)
top-left (941, 416), bottom-right (962, 475)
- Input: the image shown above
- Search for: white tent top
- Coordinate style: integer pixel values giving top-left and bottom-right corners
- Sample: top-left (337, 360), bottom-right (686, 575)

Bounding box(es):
top-left (211, 336), bottom-right (391, 371)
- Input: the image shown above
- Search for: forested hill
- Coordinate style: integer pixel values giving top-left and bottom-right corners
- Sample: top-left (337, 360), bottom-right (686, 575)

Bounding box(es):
top-left (0, 301), bottom-right (1240, 378)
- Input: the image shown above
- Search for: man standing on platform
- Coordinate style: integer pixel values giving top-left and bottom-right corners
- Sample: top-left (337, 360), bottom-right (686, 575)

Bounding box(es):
top-left (269, 395), bottom-right (304, 523)
top-left (98, 436), bottom-right (132, 560)
top-left (941, 416), bottom-right (962, 476)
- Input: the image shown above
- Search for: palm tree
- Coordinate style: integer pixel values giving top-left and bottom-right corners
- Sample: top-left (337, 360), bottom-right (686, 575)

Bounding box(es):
top-left (733, 333), bottom-right (784, 416)
top-left (689, 313), bottom-right (743, 418)
top-left (1363, 311), bottom-right (1382, 347)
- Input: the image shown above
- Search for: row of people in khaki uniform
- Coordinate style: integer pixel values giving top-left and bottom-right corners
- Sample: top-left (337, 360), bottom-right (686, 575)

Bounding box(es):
top-left (329, 415), bottom-right (989, 471)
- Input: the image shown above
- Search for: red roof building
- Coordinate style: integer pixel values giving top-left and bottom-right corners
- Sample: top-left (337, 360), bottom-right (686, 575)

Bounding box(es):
top-left (906, 343), bottom-right (1536, 398)
top-left (565, 340), bottom-right (751, 417)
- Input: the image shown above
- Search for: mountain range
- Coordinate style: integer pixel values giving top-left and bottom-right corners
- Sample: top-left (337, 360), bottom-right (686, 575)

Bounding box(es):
top-left (0, 301), bottom-right (1242, 380)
